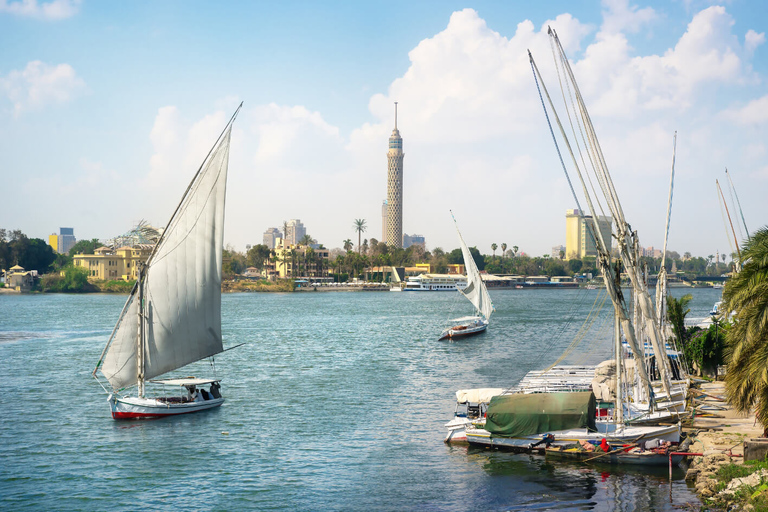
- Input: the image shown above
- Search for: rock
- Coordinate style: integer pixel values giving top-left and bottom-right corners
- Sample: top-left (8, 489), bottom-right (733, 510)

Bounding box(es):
top-left (685, 468), bottom-right (699, 481)
top-left (720, 469), bottom-right (768, 496)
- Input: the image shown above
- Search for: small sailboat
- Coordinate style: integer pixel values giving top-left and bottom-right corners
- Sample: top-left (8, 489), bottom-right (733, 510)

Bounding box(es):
top-left (92, 103), bottom-right (241, 419)
top-left (438, 213), bottom-right (494, 341)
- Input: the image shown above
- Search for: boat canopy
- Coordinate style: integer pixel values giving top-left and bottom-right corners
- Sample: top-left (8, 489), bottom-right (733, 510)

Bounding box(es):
top-left (450, 315), bottom-right (482, 323)
top-left (455, 388), bottom-right (504, 404)
top-left (149, 378), bottom-right (221, 387)
top-left (484, 391), bottom-right (596, 437)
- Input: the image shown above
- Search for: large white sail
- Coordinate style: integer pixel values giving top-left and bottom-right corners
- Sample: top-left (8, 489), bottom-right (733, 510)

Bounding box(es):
top-left (100, 127), bottom-right (231, 390)
top-left (456, 222), bottom-right (493, 321)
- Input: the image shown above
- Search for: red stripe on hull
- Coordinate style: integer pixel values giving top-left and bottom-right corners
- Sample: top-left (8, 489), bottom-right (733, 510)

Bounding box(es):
top-left (111, 402), bottom-right (223, 420)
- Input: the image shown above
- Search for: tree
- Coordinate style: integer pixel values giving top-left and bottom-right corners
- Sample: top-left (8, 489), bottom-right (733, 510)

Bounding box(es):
top-left (343, 239), bottom-right (353, 253)
top-left (299, 234), bottom-right (314, 246)
top-left (568, 259), bottom-right (583, 273)
top-left (491, 243), bottom-right (497, 263)
top-left (282, 220), bottom-right (289, 244)
top-left (501, 243), bottom-right (507, 272)
top-left (69, 238), bottom-right (103, 256)
top-left (353, 219), bottom-right (367, 254)
top-left (246, 244), bottom-right (271, 270)
top-left (512, 245), bottom-right (518, 257)
top-left (667, 293), bottom-right (693, 349)
top-left (722, 227), bottom-right (768, 429)
top-left (63, 265), bottom-right (89, 291)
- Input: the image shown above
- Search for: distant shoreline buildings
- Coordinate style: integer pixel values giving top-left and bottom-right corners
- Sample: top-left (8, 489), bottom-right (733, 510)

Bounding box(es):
top-left (565, 209), bottom-right (612, 260)
top-left (48, 227), bottom-right (76, 255)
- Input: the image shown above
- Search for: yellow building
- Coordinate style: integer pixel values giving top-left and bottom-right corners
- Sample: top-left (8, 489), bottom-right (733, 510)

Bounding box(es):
top-left (73, 245), bottom-right (153, 281)
top-left (48, 234), bottom-right (59, 254)
top-left (270, 240), bottom-right (330, 279)
top-left (565, 209), bottom-right (612, 260)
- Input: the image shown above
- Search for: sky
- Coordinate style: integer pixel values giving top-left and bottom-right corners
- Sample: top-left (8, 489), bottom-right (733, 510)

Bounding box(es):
top-left (1, 0), bottom-right (766, 259)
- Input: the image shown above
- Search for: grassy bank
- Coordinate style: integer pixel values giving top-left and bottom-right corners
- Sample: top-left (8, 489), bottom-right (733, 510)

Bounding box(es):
top-left (222, 279), bottom-right (296, 293)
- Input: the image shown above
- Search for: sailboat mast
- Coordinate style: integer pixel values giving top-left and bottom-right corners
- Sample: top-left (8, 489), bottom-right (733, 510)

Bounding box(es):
top-left (716, 179), bottom-right (741, 262)
top-left (137, 263), bottom-right (145, 397)
top-left (614, 312), bottom-right (623, 424)
top-left (725, 168), bottom-right (749, 237)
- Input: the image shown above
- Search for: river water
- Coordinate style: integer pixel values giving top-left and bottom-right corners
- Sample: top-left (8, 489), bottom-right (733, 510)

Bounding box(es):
top-left (0, 287), bottom-right (721, 511)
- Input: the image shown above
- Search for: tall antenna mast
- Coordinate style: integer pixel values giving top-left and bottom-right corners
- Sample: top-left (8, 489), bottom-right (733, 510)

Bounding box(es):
top-left (394, 101), bottom-right (398, 130)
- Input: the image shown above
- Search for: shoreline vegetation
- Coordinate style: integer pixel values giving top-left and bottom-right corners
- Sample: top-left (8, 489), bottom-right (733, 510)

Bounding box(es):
top-left (5, 277), bottom-right (724, 295)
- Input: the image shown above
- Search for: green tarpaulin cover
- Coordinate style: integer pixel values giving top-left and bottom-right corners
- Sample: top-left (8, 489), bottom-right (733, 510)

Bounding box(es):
top-left (484, 391), bottom-right (596, 437)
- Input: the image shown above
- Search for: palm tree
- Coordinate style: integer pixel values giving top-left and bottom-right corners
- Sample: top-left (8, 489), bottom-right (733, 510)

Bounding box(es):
top-left (354, 219), bottom-right (367, 254)
top-left (491, 243), bottom-right (498, 263)
top-left (501, 243), bottom-right (507, 272)
top-left (513, 245), bottom-right (518, 257)
top-left (300, 234), bottom-right (314, 246)
top-left (282, 220), bottom-right (289, 245)
top-left (723, 227), bottom-right (768, 429)
top-left (343, 239), bottom-right (353, 253)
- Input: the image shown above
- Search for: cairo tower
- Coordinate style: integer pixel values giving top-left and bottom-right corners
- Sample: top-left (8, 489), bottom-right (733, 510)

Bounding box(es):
top-left (385, 102), bottom-right (404, 248)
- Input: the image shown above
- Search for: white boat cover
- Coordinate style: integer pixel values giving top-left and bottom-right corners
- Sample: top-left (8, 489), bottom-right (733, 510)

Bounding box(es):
top-left (150, 377), bottom-right (221, 387)
top-left (456, 388), bottom-right (505, 404)
top-left (450, 315), bottom-right (482, 323)
top-left (100, 127), bottom-right (231, 390)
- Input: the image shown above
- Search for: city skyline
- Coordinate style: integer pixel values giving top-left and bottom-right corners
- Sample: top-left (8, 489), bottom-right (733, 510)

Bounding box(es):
top-left (1, 1), bottom-right (766, 259)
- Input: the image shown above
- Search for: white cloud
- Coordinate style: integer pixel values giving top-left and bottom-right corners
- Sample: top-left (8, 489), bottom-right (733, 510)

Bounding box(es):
top-left (0, 60), bottom-right (86, 115)
top-left (722, 95), bottom-right (768, 125)
top-left (142, 103), bottom-right (351, 250)
top-left (745, 29), bottom-right (766, 56)
top-left (574, 5), bottom-right (754, 117)
top-left (600, 0), bottom-right (657, 34)
top-left (0, 0), bottom-right (80, 20)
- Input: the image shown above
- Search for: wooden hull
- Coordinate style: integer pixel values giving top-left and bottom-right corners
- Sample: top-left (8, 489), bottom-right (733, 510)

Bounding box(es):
top-left (466, 423), bottom-right (680, 449)
top-left (109, 394), bottom-right (223, 420)
top-left (545, 447), bottom-right (685, 466)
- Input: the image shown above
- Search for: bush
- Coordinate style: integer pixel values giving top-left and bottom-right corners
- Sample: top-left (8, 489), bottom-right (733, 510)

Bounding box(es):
top-left (40, 266), bottom-right (91, 293)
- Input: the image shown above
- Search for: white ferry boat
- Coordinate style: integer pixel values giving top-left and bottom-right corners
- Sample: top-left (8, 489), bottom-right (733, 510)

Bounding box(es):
top-left (403, 274), bottom-right (468, 291)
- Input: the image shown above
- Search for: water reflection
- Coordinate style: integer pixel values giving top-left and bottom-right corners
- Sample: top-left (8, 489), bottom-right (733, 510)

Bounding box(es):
top-left (455, 446), bottom-right (698, 511)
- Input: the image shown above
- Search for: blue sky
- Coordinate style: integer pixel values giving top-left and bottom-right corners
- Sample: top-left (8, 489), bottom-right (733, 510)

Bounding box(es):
top-left (1, 0), bottom-right (766, 259)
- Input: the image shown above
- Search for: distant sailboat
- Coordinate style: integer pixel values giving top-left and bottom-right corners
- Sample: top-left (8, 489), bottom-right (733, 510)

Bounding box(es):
top-left (92, 103), bottom-right (241, 419)
top-left (438, 213), bottom-right (494, 341)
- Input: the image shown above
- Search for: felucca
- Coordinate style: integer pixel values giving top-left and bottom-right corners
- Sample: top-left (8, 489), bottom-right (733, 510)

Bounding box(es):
top-left (92, 103), bottom-right (241, 419)
top-left (438, 212), bottom-right (494, 341)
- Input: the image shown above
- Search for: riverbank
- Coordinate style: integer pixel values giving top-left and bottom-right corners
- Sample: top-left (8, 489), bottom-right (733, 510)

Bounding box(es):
top-left (685, 380), bottom-right (767, 510)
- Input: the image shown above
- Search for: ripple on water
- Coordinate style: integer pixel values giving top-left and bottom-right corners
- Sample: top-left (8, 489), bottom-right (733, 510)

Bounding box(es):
top-left (0, 290), bottom-right (720, 511)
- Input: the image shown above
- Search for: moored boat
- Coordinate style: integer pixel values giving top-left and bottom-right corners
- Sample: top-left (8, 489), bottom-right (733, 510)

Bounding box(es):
top-left (545, 445), bottom-right (685, 466)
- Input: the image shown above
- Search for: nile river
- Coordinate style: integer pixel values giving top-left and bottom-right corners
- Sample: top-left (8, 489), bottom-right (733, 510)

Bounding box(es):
top-left (0, 287), bottom-right (721, 511)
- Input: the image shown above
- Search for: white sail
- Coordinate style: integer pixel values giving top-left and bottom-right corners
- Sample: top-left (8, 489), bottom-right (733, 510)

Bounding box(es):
top-left (100, 127), bottom-right (231, 390)
top-left (455, 221), bottom-right (493, 321)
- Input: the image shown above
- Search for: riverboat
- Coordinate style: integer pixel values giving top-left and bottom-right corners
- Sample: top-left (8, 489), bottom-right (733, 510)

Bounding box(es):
top-left (403, 274), bottom-right (468, 291)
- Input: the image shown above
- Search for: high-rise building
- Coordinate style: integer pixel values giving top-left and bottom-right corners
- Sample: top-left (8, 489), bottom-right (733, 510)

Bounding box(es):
top-left (285, 219), bottom-right (306, 245)
top-left (385, 103), bottom-right (404, 248)
top-left (565, 209), bottom-right (611, 260)
top-left (262, 228), bottom-right (283, 249)
top-left (58, 227), bottom-right (76, 255)
top-left (403, 233), bottom-right (425, 249)
top-left (48, 233), bottom-right (58, 253)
